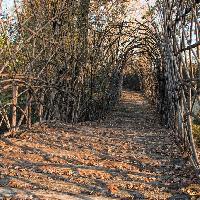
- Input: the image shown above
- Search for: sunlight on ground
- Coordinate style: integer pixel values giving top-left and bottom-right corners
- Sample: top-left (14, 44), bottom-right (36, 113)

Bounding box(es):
top-left (0, 91), bottom-right (199, 199)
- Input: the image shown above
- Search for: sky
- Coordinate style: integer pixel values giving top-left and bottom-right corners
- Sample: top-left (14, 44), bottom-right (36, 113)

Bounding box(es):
top-left (1, 0), bottom-right (154, 17)
top-left (2, 0), bottom-right (14, 13)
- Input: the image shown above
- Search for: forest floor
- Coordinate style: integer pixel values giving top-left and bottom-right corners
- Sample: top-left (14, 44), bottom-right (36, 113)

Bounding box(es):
top-left (0, 91), bottom-right (200, 200)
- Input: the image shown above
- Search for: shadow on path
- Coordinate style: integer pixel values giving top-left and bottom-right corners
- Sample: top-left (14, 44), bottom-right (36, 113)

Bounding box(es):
top-left (0, 91), bottom-right (199, 199)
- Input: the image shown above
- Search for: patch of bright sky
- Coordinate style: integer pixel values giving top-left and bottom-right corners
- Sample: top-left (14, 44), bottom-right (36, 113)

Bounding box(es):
top-left (2, 0), bottom-right (155, 15)
top-left (126, 0), bottom-right (155, 21)
top-left (2, 0), bottom-right (14, 14)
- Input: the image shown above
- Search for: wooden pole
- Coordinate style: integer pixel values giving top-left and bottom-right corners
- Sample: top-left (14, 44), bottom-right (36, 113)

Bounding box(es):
top-left (12, 82), bottom-right (18, 132)
top-left (39, 93), bottom-right (44, 123)
top-left (27, 91), bottom-right (32, 129)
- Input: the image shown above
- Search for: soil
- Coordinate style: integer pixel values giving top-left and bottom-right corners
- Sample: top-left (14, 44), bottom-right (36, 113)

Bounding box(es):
top-left (0, 91), bottom-right (200, 199)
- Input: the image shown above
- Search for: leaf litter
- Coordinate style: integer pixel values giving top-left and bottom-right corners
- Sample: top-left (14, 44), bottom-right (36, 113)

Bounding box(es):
top-left (0, 91), bottom-right (199, 199)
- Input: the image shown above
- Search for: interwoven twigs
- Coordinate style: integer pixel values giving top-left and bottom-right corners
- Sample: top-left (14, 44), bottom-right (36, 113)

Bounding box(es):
top-left (0, 0), bottom-right (199, 173)
top-left (1, 1), bottom-right (138, 131)
top-left (0, 76), bottom-right (43, 133)
top-left (164, 0), bottom-right (199, 170)
top-left (135, 0), bottom-right (200, 172)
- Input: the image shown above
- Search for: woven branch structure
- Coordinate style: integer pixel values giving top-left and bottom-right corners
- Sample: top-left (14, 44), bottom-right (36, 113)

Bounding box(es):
top-left (0, 0), bottom-right (200, 171)
top-left (136, 0), bottom-right (200, 172)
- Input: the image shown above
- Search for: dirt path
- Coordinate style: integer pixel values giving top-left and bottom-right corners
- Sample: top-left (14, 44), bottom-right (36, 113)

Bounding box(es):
top-left (0, 91), bottom-right (199, 199)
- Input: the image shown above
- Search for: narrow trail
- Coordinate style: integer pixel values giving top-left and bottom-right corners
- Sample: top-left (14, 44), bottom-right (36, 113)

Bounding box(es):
top-left (0, 91), bottom-right (199, 199)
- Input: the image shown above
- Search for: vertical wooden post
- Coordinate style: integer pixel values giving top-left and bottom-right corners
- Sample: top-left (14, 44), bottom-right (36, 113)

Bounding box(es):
top-left (27, 91), bottom-right (32, 129)
top-left (39, 93), bottom-right (44, 123)
top-left (12, 82), bottom-right (18, 132)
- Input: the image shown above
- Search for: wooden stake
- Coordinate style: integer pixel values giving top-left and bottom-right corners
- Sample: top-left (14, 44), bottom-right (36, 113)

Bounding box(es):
top-left (12, 82), bottom-right (18, 132)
